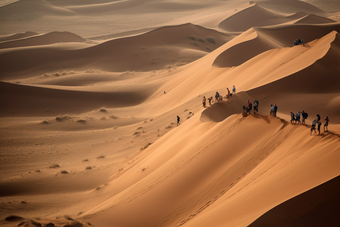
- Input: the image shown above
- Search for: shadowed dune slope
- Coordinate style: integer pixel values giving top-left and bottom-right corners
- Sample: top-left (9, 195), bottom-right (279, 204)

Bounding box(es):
top-left (0, 81), bottom-right (156, 116)
top-left (0, 31), bottom-right (86, 49)
top-left (295, 14), bottom-right (337, 24)
top-left (258, 0), bottom-right (325, 14)
top-left (249, 175), bottom-right (340, 227)
top-left (213, 23), bottom-right (340, 67)
top-left (218, 3), bottom-right (290, 32)
top-left (0, 23), bottom-right (230, 77)
top-left (0, 0), bottom-right (75, 18)
top-left (0, 31), bottom-right (38, 43)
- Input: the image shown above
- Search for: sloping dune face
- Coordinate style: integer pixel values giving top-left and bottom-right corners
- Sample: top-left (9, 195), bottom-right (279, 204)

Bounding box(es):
top-left (1, 0), bottom-right (340, 227)
top-left (0, 23), bottom-right (230, 78)
top-left (0, 31), bottom-right (86, 49)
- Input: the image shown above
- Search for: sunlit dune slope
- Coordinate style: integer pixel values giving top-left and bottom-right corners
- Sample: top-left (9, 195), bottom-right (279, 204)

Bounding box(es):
top-left (213, 23), bottom-right (340, 67)
top-left (83, 113), bottom-right (340, 227)
top-left (148, 30), bottom-right (340, 121)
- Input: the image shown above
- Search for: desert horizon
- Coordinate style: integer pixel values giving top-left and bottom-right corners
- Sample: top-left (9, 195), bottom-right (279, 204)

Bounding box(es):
top-left (1, 0), bottom-right (340, 227)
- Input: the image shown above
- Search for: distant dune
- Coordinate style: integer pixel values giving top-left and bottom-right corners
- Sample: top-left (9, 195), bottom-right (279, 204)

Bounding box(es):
top-left (0, 31), bottom-right (86, 49)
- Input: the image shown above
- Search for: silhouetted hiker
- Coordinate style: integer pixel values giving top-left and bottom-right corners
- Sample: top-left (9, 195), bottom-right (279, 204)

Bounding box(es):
top-left (202, 96), bottom-right (206, 108)
top-left (290, 112), bottom-right (295, 124)
top-left (316, 114), bottom-right (320, 122)
top-left (253, 99), bottom-right (259, 113)
top-left (208, 96), bottom-right (212, 106)
top-left (227, 88), bottom-right (230, 98)
top-left (177, 116), bottom-right (180, 126)
top-left (311, 119), bottom-right (317, 135)
top-left (242, 105), bottom-right (247, 116)
top-left (215, 92), bottom-right (220, 102)
top-left (270, 105), bottom-right (274, 115)
top-left (232, 85), bottom-right (236, 94)
top-left (247, 100), bottom-right (252, 114)
top-left (295, 111), bottom-right (300, 124)
top-left (317, 121), bottom-right (322, 135)
top-left (273, 104), bottom-right (278, 117)
top-left (324, 116), bottom-right (329, 132)
top-left (301, 110), bottom-right (308, 124)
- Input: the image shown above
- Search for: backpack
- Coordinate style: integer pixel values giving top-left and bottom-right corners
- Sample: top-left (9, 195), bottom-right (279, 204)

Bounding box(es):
top-left (305, 113), bottom-right (308, 119)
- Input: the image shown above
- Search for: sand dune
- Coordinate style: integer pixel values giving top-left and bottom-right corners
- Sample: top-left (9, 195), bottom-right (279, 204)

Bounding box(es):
top-left (214, 23), bottom-right (340, 67)
top-left (0, 31), bottom-right (38, 43)
top-left (249, 175), bottom-right (340, 227)
top-left (0, 23), bottom-right (231, 78)
top-left (294, 14), bottom-right (337, 24)
top-left (219, 3), bottom-right (290, 32)
top-left (0, 31), bottom-right (86, 49)
top-left (1, 0), bottom-right (340, 226)
top-left (0, 80), bottom-right (156, 116)
top-left (0, 0), bottom-right (75, 19)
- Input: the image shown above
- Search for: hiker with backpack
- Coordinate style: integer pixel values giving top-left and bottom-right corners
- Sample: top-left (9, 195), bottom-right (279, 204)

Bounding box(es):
top-left (295, 111), bottom-right (301, 124)
top-left (301, 110), bottom-right (308, 124)
top-left (202, 96), bottom-right (206, 108)
top-left (310, 119), bottom-right (317, 135)
top-left (177, 115), bottom-right (180, 126)
top-left (290, 112), bottom-right (296, 124)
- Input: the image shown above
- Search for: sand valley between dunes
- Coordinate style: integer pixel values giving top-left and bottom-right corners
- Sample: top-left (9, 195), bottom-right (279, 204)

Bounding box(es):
top-left (1, 0), bottom-right (340, 227)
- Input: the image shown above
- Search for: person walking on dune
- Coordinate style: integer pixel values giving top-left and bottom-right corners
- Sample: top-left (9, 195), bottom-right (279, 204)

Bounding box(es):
top-left (232, 85), bottom-right (236, 95)
top-left (215, 92), bottom-right (220, 102)
top-left (208, 96), bottom-right (212, 106)
top-left (270, 105), bottom-right (274, 115)
top-left (227, 88), bottom-right (230, 98)
top-left (295, 111), bottom-right (300, 124)
top-left (253, 99), bottom-right (259, 113)
top-left (311, 119), bottom-right (317, 135)
top-left (317, 121), bottom-right (322, 135)
top-left (324, 116), bottom-right (329, 132)
top-left (301, 110), bottom-right (308, 124)
top-left (273, 104), bottom-right (278, 117)
top-left (247, 100), bottom-right (252, 114)
top-left (316, 114), bottom-right (320, 122)
top-left (202, 96), bottom-right (206, 108)
top-left (290, 112), bottom-right (295, 124)
top-left (177, 115), bottom-right (180, 126)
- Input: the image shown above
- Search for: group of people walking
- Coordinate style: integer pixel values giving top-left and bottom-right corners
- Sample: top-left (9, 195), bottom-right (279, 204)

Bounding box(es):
top-left (290, 110), bottom-right (308, 124)
top-left (242, 99), bottom-right (259, 116)
top-left (197, 85), bottom-right (331, 136)
top-left (202, 85), bottom-right (236, 108)
top-left (311, 114), bottom-right (329, 135)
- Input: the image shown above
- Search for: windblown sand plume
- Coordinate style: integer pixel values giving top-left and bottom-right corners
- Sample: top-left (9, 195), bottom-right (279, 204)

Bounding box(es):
top-left (0, 0), bottom-right (340, 227)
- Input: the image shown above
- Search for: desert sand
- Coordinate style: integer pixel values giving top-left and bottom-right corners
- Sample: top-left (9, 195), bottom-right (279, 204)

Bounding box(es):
top-left (0, 0), bottom-right (340, 227)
